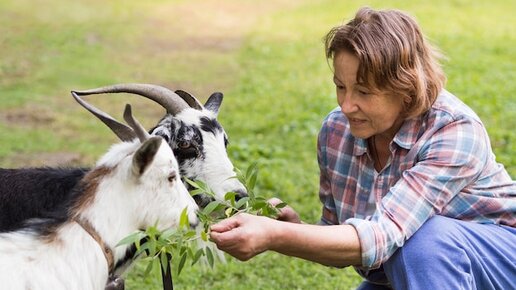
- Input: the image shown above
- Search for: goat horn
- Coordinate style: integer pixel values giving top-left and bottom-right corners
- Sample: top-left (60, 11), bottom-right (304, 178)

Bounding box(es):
top-left (123, 104), bottom-right (150, 142)
top-left (72, 83), bottom-right (189, 115)
top-left (71, 91), bottom-right (136, 141)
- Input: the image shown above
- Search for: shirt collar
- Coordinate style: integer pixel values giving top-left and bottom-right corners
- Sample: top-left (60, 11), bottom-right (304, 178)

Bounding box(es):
top-left (392, 116), bottom-right (422, 150)
top-left (353, 137), bottom-right (368, 156)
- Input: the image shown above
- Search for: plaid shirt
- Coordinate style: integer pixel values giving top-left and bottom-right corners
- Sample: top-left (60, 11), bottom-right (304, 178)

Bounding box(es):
top-left (317, 90), bottom-right (516, 269)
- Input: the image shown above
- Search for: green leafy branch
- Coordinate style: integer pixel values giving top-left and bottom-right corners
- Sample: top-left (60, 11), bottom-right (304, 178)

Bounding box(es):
top-left (116, 207), bottom-right (203, 277)
top-left (189, 162), bottom-right (287, 234)
top-left (117, 163), bottom-right (287, 277)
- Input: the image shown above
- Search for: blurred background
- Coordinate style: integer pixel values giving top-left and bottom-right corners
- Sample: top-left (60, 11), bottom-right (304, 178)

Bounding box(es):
top-left (1, 0), bottom-right (514, 289)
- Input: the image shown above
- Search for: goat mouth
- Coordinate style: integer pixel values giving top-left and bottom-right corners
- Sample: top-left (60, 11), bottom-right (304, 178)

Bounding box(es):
top-left (193, 194), bottom-right (215, 208)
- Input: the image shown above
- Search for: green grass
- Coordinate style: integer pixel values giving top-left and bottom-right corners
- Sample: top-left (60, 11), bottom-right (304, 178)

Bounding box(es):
top-left (1, 0), bottom-right (514, 289)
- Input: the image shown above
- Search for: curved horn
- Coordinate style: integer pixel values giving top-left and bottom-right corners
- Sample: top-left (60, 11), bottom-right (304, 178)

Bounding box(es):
top-left (72, 83), bottom-right (189, 142)
top-left (71, 91), bottom-right (136, 141)
top-left (73, 83), bottom-right (190, 115)
top-left (175, 89), bottom-right (203, 111)
top-left (123, 104), bottom-right (150, 142)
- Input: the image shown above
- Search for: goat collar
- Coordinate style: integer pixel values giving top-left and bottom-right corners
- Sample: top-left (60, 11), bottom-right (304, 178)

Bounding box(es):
top-left (73, 216), bottom-right (115, 274)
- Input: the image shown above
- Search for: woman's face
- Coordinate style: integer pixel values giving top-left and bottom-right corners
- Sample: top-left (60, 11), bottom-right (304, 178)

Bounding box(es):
top-left (333, 51), bottom-right (405, 140)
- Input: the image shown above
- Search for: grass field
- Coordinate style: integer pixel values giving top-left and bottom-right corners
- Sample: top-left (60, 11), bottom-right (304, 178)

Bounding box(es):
top-left (1, 0), bottom-right (514, 289)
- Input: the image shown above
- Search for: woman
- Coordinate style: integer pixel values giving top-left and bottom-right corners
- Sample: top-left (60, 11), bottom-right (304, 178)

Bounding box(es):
top-left (210, 7), bottom-right (515, 289)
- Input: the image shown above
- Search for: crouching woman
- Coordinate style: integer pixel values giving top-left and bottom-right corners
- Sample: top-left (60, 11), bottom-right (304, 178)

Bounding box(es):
top-left (209, 7), bottom-right (515, 290)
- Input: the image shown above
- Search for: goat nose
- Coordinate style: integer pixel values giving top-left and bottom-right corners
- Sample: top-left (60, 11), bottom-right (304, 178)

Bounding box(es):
top-left (234, 189), bottom-right (248, 201)
top-left (188, 211), bottom-right (199, 229)
top-left (189, 219), bottom-right (199, 229)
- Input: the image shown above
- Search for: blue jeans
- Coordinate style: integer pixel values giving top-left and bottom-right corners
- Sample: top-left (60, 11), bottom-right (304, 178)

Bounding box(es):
top-left (356, 216), bottom-right (516, 290)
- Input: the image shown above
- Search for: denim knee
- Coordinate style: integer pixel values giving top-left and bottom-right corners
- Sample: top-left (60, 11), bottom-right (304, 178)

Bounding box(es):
top-left (382, 216), bottom-right (516, 290)
top-left (383, 216), bottom-right (470, 288)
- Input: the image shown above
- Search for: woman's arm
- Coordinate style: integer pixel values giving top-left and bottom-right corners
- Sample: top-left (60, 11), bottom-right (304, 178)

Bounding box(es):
top-left (209, 213), bottom-right (362, 267)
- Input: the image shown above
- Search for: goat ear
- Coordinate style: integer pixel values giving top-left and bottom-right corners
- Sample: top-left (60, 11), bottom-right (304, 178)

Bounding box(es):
top-left (132, 137), bottom-right (163, 177)
top-left (175, 90), bottom-right (203, 111)
top-left (204, 92), bottom-right (223, 115)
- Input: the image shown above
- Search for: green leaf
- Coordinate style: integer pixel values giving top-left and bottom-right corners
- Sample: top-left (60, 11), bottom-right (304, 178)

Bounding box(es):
top-left (251, 200), bottom-right (267, 210)
top-left (144, 258), bottom-right (156, 276)
top-left (245, 162), bottom-right (258, 180)
top-left (189, 189), bottom-right (204, 197)
top-left (177, 252), bottom-right (188, 276)
top-left (202, 200), bottom-right (223, 215)
top-left (261, 206), bottom-right (270, 217)
top-left (184, 178), bottom-right (201, 189)
top-left (234, 166), bottom-right (243, 177)
top-left (206, 246), bottom-right (214, 268)
top-left (160, 251), bottom-right (169, 274)
top-left (235, 196), bottom-right (250, 209)
top-left (147, 240), bottom-right (157, 257)
top-left (224, 191), bottom-right (238, 206)
top-left (160, 228), bottom-right (177, 240)
top-left (116, 231), bottom-right (144, 247)
top-left (187, 247), bottom-right (194, 259)
top-left (179, 245), bottom-right (187, 256)
top-left (183, 230), bottom-right (196, 239)
top-left (225, 207), bottom-right (234, 217)
top-left (179, 207), bottom-right (189, 228)
top-left (192, 248), bottom-right (204, 266)
top-left (135, 241), bottom-right (153, 257)
top-left (247, 171), bottom-right (257, 191)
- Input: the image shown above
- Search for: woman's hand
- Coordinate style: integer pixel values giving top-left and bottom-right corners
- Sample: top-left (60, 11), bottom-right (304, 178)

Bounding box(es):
top-left (209, 198), bottom-right (299, 261)
top-left (209, 213), bottom-right (278, 261)
top-left (268, 197), bottom-right (301, 223)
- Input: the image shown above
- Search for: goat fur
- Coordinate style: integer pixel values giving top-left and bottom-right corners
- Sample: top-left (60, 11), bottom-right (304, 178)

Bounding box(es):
top-left (0, 137), bottom-right (198, 290)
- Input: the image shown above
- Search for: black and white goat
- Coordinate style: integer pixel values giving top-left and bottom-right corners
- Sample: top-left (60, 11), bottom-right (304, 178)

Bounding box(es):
top-left (0, 105), bottom-right (198, 290)
top-left (0, 84), bottom-right (246, 232)
top-left (72, 84), bottom-right (247, 206)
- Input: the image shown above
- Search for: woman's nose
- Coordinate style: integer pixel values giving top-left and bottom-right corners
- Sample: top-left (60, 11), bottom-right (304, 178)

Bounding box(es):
top-left (339, 93), bottom-right (358, 114)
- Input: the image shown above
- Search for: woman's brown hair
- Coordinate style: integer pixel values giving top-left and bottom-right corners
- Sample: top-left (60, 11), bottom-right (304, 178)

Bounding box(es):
top-left (324, 7), bottom-right (446, 118)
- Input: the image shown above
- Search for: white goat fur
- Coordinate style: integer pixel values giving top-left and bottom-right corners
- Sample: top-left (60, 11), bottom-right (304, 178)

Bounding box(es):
top-left (175, 109), bottom-right (246, 199)
top-left (0, 138), bottom-right (198, 290)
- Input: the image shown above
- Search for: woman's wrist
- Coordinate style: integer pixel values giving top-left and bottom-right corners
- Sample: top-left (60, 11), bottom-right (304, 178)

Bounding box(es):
top-left (266, 219), bottom-right (294, 253)
top-left (265, 221), bottom-right (362, 267)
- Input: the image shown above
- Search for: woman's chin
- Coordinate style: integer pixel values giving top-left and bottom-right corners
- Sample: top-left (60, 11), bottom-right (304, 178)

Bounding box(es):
top-left (349, 128), bottom-right (373, 140)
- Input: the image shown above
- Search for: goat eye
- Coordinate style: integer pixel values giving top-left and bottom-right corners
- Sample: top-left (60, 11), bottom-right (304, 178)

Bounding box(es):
top-left (168, 172), bottom-right (177, 182)
top-left (178, 141), bottom-right (191, 149)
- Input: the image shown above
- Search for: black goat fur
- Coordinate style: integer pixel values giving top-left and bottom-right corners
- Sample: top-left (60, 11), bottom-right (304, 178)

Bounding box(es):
top-left (0, 167), bottom-right (87, 232)
top-left (0, 167), bottom-right (150, 277)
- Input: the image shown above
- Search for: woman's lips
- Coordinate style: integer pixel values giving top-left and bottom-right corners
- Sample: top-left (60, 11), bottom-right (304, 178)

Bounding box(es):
top-left (348, 117), bottom-right (368, 126)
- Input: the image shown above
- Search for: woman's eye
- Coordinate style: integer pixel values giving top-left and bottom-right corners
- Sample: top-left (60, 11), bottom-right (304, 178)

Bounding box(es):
top-left (336, 85), bottom-right (345, 91)
top-left (357, 87), bottom-right (371, 95)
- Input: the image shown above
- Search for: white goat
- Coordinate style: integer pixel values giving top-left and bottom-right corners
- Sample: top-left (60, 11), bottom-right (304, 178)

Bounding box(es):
top-left (0, 105), bottom-right (198, 290)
